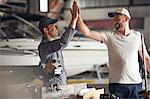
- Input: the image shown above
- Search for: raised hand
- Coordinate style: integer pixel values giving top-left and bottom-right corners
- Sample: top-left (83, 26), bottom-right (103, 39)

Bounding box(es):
top-left (70, 1), bottom-right (79, 22)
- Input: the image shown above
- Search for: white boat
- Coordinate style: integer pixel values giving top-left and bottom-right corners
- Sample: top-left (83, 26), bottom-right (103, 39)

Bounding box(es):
top-left (63, 40), bottom-right (108, 76)
top-left (0, 11), bottom-right (108, 77)
top-left (0, 38), bottom-right (108, 77)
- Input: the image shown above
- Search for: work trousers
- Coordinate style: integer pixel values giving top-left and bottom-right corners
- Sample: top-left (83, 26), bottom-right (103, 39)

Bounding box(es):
top-left (109, 83), bottom-right (142, 99)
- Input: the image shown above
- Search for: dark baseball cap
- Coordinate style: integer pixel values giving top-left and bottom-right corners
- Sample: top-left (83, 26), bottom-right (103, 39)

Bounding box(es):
top-left (38, 17), bottom-right (58, 32)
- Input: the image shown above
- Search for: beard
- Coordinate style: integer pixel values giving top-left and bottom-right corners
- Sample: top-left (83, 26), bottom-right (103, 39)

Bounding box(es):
top-left (47, 27), bottom-right (59, 37)
top-left (46, 30), bottom-right (59, 41)
top-left (115, 23), bottom-right (125, 31)
top-left (115, 23), bottom-right (121, 31)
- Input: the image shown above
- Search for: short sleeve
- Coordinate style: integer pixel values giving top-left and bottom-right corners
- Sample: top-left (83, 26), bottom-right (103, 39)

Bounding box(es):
top-left (102, 31), bottom-right (112, 44)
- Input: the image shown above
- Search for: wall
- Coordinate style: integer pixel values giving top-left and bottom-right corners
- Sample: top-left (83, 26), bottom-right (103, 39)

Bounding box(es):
top-left (63, 6), bottom-right (150, 49)
top-left (144, 17), bottom-right (150, 49)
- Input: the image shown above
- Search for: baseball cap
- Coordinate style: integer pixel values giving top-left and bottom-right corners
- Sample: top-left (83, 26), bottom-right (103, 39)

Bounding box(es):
top-left (108, 8), bottom-right (131, 19)
top-left (38, 17), bottom-right (58, 32)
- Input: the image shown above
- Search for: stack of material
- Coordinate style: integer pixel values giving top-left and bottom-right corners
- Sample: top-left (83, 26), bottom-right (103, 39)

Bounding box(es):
top-left (77, 88), bottom-right (104, 99)
top-left (41, 83), bottom-right (87, 99)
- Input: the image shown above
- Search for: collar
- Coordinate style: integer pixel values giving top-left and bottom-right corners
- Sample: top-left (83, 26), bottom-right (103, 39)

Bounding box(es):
top-left (41, 37), bottom-right (49, 43)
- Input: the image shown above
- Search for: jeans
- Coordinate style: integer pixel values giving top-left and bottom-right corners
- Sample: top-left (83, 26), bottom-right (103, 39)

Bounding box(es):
top-left (109, 83), bottom-right (142, 99)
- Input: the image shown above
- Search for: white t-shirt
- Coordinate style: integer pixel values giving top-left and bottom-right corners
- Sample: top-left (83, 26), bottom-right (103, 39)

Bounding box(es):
top-left (103, 30), bottom-right (142, 84)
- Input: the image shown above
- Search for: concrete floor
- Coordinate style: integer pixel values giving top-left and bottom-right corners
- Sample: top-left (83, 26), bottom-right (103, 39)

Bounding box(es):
top-left (0, 67), bottom-right (150, 99)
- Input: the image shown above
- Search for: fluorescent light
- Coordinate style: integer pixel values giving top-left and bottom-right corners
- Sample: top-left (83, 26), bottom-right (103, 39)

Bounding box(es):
top-left (39, 0), bottom-right (48, 12)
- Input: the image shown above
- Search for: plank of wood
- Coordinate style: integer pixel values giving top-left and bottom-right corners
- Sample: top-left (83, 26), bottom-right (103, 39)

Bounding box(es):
top-left (83, 88), bottom-right (104, 99)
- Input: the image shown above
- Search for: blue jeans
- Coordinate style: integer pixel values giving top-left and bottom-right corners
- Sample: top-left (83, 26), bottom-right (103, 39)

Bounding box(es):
top-left (109, 83), bottom-right (142, 99)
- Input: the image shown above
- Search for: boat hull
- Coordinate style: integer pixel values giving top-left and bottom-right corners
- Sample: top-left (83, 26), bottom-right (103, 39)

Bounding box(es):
top-left (0, 40), bottom-right (108, 77)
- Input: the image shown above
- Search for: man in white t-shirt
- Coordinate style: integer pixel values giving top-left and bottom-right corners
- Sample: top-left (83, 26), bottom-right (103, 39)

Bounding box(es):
top-left (73, 2), bottom-right (150, 98)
